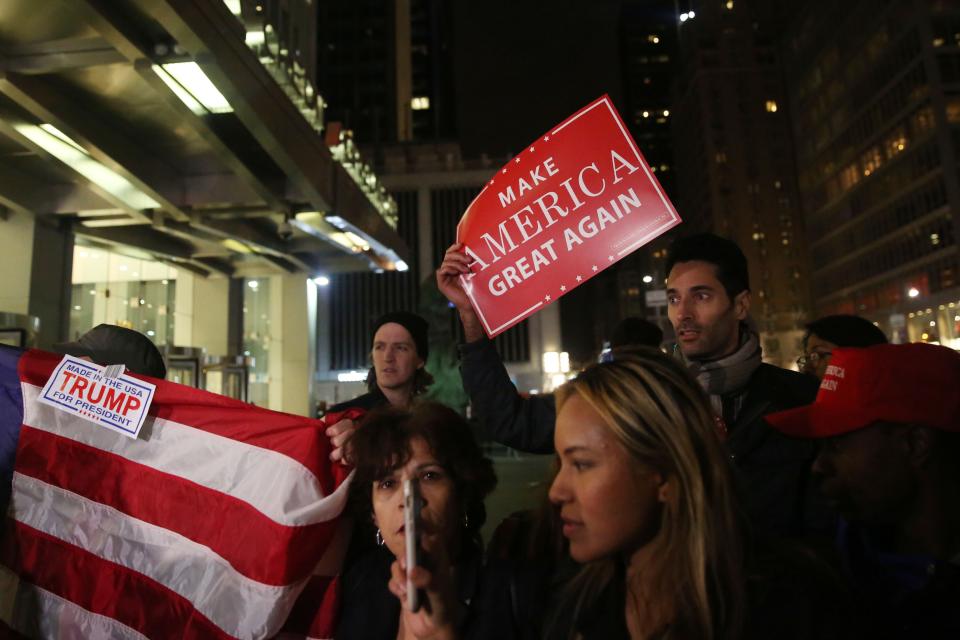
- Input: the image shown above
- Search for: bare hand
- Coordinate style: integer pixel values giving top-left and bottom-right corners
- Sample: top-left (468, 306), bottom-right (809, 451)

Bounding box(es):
top-left (325, 418), bottom-right (357, 465)
top-left (388, 553), bottom-right (459, 640)
top-left (435, 243), bottom-right (474, 312)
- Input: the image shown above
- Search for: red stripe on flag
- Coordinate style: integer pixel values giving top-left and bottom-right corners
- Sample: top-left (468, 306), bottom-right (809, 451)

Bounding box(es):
top-left (1, 520), bottom-right (234, 640)
top-left (281, 574), bottom-right (341, 637)
top-left (18, 350), bottom-right (354, 492)
top-left (15, 426), bottom-right (339, 586)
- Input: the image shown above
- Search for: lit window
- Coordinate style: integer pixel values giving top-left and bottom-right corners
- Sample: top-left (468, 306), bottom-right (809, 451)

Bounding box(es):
top-left (765, 100), bottom-right (778, 113)
top-left (726, 0), bottom-right (734, 8)
top-left (931, 233), bottom-right (941, 245)
top-left (411, 96), bottom-right (431, 110)
top-left (933, 37), bottom-right (945, 47)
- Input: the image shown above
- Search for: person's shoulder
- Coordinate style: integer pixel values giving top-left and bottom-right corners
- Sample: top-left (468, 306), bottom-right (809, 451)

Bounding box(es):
top-left (328, 390), bottom-right (385, 414)
top-left (336, 546), bottom-right (397, 639)
top-left (752, 363), bottom-right (819, 404)
top-left (340, 545), bottom-right (393, 595)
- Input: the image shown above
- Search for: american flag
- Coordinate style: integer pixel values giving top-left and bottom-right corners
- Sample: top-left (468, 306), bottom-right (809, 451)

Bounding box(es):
top-left (0, 345), bottom-right (354, 639)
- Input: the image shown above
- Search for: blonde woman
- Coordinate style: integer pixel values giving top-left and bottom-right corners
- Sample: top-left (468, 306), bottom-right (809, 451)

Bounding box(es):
top-left (547, 347), bottom-right (745, 639)
top-left (393, 349), bottom-right (860, 640)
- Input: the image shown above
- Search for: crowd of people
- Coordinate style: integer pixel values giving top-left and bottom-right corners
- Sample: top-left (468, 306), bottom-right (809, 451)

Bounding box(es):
top-left (58, 232), bottom-right (960, 639)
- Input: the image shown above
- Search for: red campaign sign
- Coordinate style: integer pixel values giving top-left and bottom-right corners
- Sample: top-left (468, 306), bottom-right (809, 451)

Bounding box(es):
top-left (456, 95), bottom-right (682, 337)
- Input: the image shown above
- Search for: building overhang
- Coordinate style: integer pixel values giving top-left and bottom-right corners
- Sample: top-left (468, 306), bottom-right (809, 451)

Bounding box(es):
top-left (0, 0), bottom-right (408, 276)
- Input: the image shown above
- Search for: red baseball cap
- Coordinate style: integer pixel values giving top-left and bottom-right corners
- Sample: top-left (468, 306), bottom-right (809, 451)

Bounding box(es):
top-left (766, 343), bottom-right (960, 438)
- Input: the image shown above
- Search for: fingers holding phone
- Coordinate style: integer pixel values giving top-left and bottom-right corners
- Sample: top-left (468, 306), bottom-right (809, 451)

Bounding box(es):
top-left (389, 553), bottom-right (460, 640)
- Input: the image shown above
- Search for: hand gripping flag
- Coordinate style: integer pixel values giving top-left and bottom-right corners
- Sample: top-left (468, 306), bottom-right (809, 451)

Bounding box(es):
top-left (0, 345), bottom-right (353, 639)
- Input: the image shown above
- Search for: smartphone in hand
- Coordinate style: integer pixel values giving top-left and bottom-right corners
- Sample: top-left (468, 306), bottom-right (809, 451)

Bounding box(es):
top-left (403, 477), bottom-right (424, 612)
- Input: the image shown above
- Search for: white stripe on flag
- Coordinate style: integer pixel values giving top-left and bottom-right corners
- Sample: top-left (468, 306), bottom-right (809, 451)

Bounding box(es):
top-left (21, 382), bottom-right (350, 526)
top-left (11, 472), bottom-right (305, 639)
top-left (7, 582), bottom-right (149, 640)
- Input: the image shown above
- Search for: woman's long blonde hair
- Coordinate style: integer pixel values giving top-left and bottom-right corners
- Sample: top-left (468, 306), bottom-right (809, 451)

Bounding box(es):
top-left (553, 347), bottom-right (745, 640)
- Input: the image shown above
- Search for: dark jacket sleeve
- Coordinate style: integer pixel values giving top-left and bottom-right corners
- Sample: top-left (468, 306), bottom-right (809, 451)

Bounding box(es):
top-left (458, 337), bottom-right (556, 454)
top-left (734, 366), bottom-right (832, 538)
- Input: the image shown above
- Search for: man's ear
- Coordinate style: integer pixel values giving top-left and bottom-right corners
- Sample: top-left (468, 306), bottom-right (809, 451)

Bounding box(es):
top-left (733, 290), bottom-right (751, 320)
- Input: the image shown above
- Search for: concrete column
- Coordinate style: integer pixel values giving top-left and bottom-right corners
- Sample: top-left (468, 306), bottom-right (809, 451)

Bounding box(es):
top-left (538, 301), bottom-right (563, 355)
top-left (315, 279), bottom-right (332, 374)
top-left (0, 210), bottom-right (35, 316)
top-left (28, 217), bottom-right (74, 348)
top-left (267, 274), bottom-right (315, 416)
top-left (173, 272), bottom-right (230, 355)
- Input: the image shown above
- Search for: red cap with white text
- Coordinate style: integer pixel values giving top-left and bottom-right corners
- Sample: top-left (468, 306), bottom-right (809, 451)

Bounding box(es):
top-left (765, 343), bottom-right (960, 438)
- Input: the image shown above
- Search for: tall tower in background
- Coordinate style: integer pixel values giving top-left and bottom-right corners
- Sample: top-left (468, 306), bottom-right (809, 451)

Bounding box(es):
top-left (784, 0), bottom-right (960, 348)
top-left (316, 0), bottom-right (456, 147)
top-left (620, 0), bottom-right (678, 200)
top-left (610, 0), bottom-right (680, 345)
top-left (671, 0), bottom-right (810, 366)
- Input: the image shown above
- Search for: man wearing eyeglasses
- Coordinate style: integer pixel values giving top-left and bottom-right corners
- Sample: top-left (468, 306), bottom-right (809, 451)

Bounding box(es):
top-left (798, 315), bottom-right (888, 379)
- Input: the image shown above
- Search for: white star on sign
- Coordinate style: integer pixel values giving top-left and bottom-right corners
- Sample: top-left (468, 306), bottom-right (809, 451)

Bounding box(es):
top-left (515, 158), bottom-right (521, 164)
top-left (544, 135), bottom-right (551, 141)
top-left (560, 285), bottom-right (567, 292)
top-left (545, 294), bottom-right (551, 302)
top-left (608, 255), bottom-right (614, 261)
top-left (576, 275), bottom-right (583, 282)
top-left (529, 147), bottom-right (535, 152)
top-left (502, 168), bottom-right (507, 174)
top-left (592, 265), bottom-right (598, 271)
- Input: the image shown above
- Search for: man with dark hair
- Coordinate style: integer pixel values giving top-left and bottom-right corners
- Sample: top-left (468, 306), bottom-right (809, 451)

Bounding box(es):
top-left (665, 232), bottom-right (823, 536)
top-left (798, 314), bottom-right (888, 379)
top-left (766, 344), bottom-right (960, 637)
top-left (436, 243), bottom-right (664, 453)
top-left (326, 311), bottom-right (433, 462)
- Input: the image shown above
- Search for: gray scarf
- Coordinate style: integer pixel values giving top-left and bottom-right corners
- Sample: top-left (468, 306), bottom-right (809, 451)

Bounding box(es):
top-left (679, 327), bottom-right (762, 420)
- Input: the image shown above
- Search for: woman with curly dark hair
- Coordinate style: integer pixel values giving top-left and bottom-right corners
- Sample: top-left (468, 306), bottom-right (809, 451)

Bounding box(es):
top-left (335, 401), bottom-right (508, 640)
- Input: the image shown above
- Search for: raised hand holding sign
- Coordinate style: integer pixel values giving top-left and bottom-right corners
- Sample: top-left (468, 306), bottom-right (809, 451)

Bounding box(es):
top-left (456, 95), bottom-right (682, 337)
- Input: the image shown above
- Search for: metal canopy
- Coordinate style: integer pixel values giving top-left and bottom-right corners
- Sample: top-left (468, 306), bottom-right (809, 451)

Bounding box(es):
top-left (0, 0), bottom-right (408, 277)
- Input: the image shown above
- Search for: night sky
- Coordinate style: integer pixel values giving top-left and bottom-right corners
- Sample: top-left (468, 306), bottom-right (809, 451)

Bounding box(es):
top-left (452, 0), bottom-right (625, 158)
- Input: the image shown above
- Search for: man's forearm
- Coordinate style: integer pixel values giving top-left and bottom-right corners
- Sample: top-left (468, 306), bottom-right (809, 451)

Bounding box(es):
top-left (458, 307), bottom-right (484, 343)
